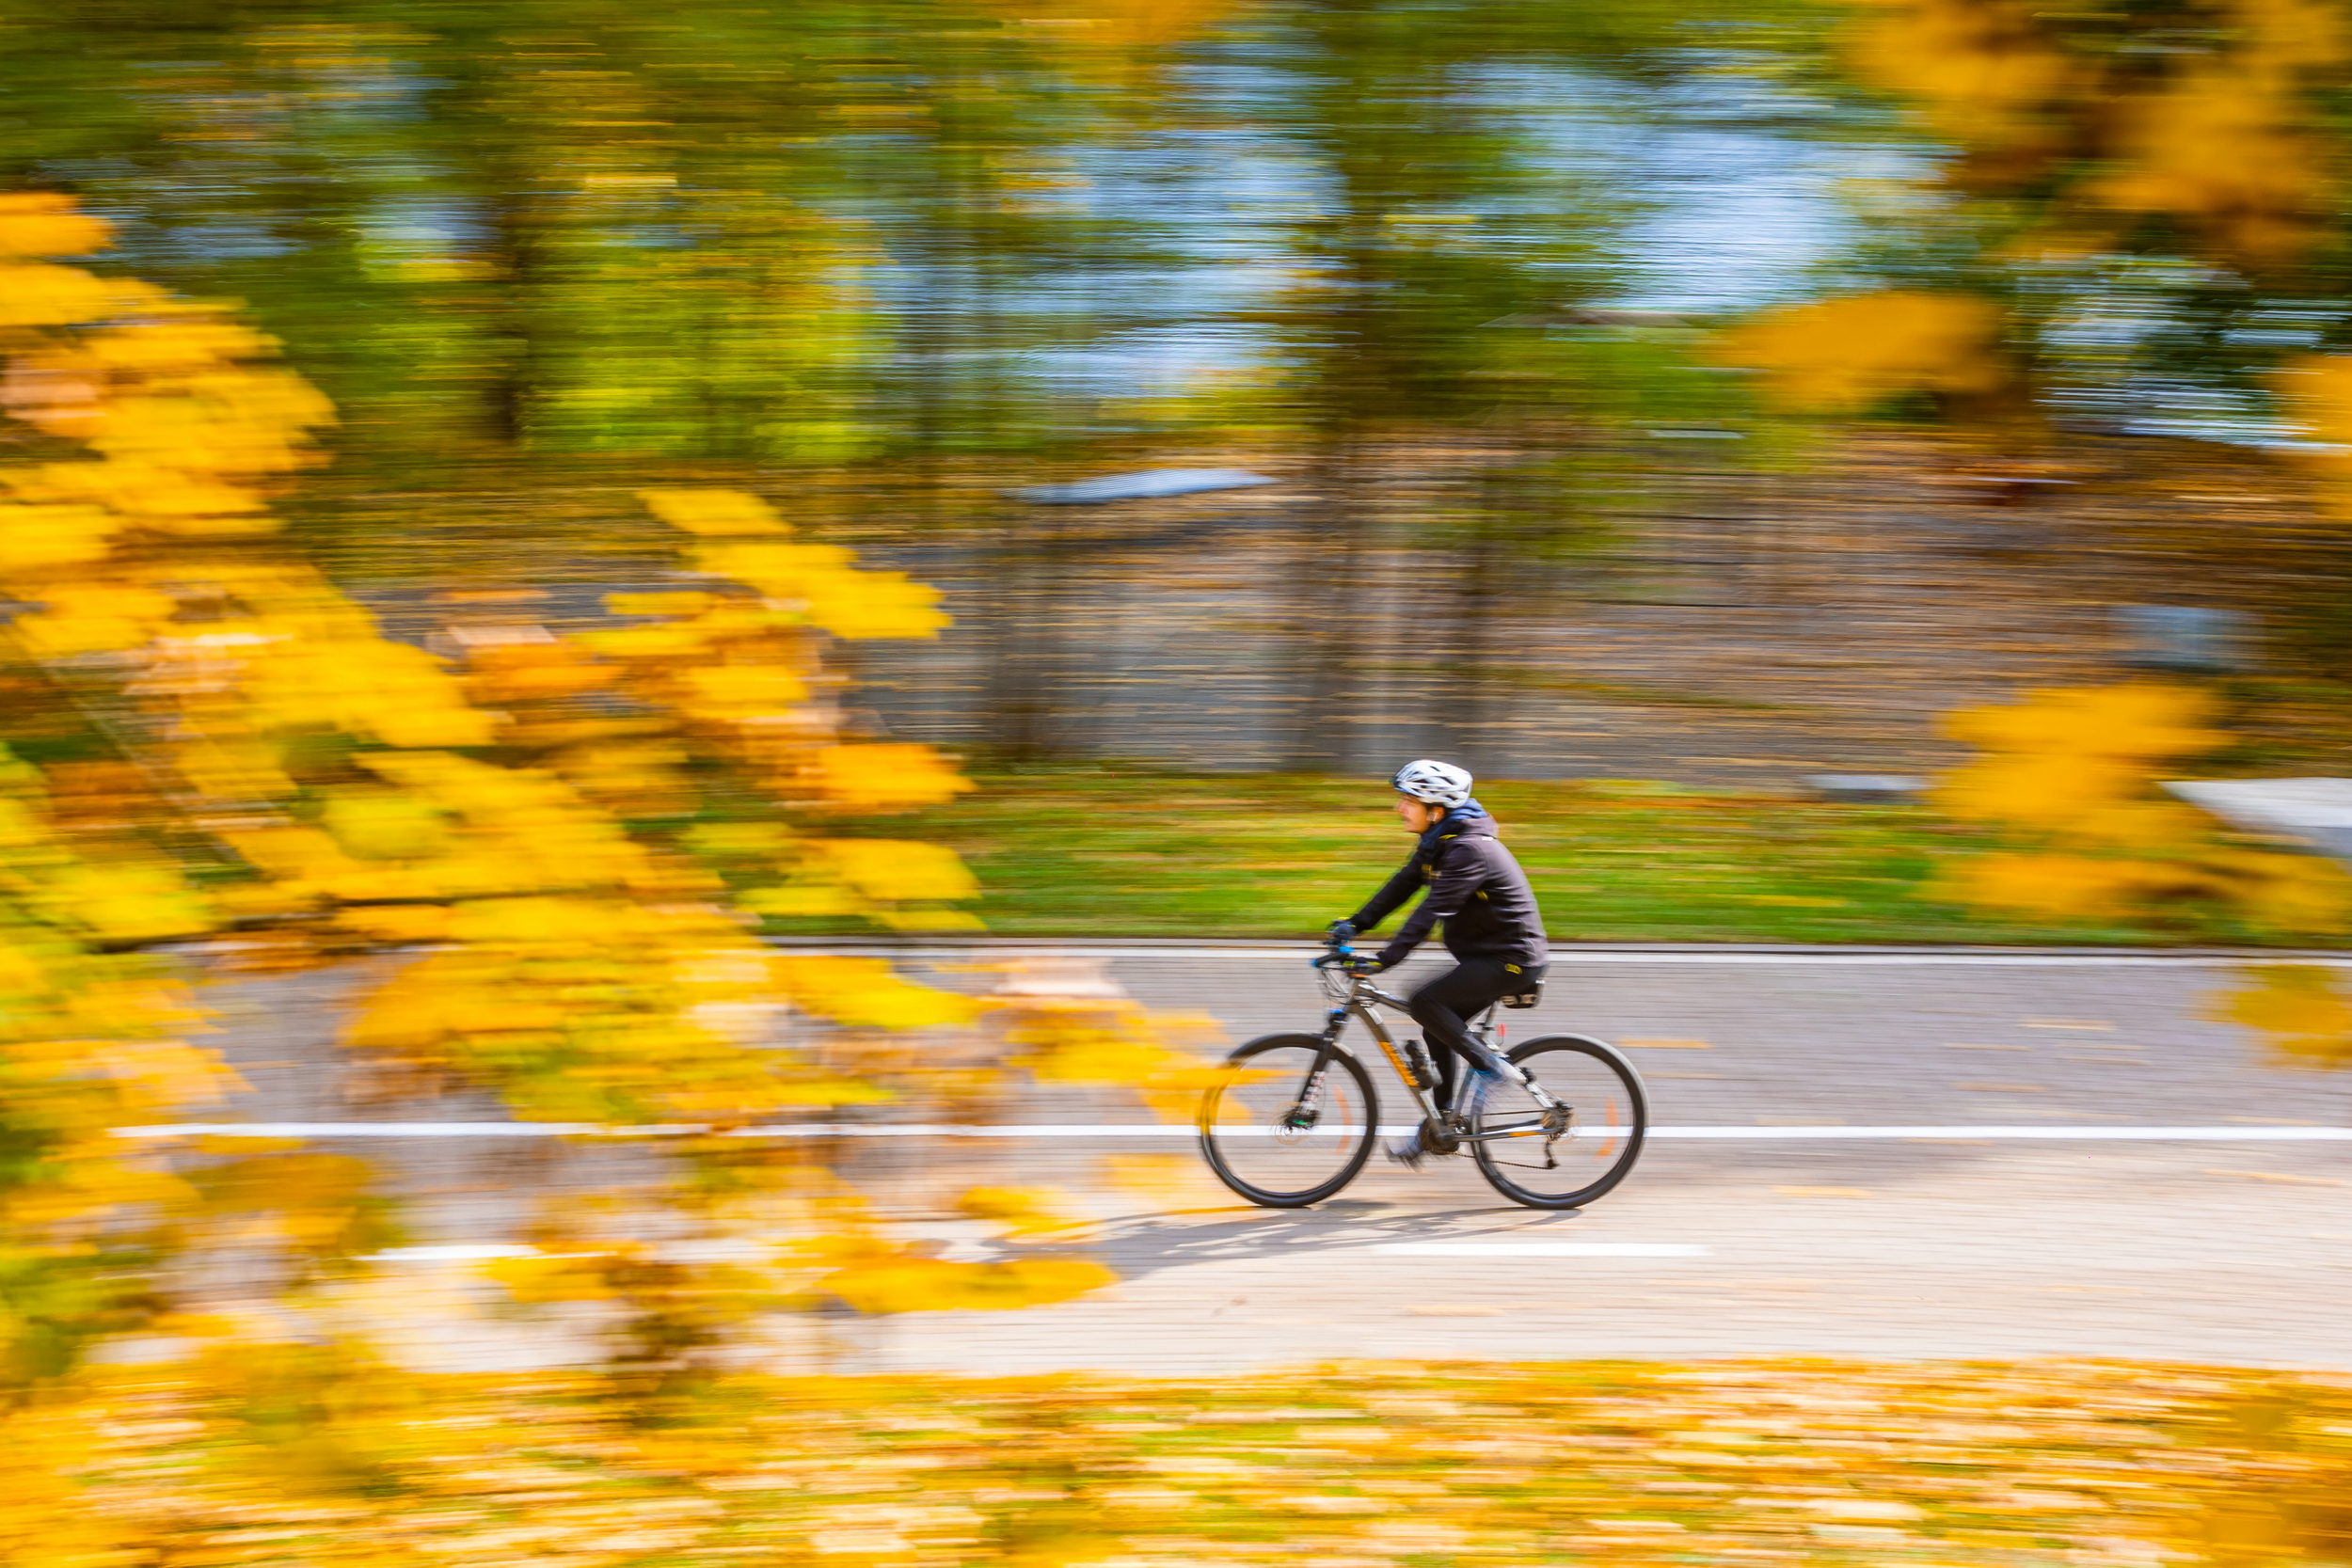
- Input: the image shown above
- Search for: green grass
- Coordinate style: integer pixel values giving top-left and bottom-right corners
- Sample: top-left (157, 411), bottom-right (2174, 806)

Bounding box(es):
top-left (880, 767), bottom-right (2234, 946)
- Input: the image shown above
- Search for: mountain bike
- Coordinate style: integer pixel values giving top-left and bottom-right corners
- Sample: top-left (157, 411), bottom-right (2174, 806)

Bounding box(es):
top-left (1196, 936), bottom-right (1647, 1210)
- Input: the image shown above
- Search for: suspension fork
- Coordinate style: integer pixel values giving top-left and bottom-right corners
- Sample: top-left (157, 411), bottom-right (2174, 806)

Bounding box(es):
top-left (1284, 1007), bottom-right (1351, 1123)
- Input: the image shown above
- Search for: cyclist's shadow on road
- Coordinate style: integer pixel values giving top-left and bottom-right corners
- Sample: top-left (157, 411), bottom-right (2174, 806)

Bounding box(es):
top-left (1054, 1197), bottom-right (1581, 1286)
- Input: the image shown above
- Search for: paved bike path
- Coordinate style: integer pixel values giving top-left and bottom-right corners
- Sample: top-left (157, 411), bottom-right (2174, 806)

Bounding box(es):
top-left (198, 943), bottom-right (2352, 1373)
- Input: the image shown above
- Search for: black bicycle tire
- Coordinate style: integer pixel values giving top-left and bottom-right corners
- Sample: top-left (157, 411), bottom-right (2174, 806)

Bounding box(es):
top-left (1471, 1034), bottom-right (1647, 1210)
top-left (1198, 1032), bottom-right (1378, 1208)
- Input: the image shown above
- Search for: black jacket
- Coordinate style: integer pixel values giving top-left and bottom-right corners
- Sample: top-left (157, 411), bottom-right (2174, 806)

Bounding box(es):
top-left (1350, 807), bottom-right (1549, 970)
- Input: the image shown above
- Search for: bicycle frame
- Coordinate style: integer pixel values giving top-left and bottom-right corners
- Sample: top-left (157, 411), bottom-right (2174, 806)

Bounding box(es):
top-left (1293, 960), bottom-right (1566, 1146)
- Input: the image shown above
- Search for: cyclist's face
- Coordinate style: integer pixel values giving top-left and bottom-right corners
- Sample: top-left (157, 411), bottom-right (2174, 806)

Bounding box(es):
top-left (1396, 795), bottom-right (1439, 832)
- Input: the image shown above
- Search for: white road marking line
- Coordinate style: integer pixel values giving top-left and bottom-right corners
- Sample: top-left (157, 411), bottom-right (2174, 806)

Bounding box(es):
top-left (768, 942), bottom-right (2352, 967)
top-left (1374, 1242), bottom-right (1708, 1258)
top-left (113, 1122), bottom-right (2352, 1141)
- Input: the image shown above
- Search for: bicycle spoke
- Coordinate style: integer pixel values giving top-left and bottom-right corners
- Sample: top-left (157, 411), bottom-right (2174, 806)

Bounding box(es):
top-left (1470, 1037), bottom-right (1646, 1209)
top-left (1199, 1034), bottom-right (1377, 1207)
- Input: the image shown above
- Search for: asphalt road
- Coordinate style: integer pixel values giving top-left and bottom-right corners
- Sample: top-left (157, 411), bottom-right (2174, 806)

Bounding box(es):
top-left (182, 943), bottom-right (2352, 1374)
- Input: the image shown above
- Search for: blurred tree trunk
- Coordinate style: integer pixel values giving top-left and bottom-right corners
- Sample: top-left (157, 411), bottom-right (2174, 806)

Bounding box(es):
top-left (982, 517), bottom-right (1065, 764)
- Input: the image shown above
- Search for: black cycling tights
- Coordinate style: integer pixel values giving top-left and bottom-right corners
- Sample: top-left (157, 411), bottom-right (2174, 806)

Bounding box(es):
top-left (1406, 958), bottom-right (1534, 1107)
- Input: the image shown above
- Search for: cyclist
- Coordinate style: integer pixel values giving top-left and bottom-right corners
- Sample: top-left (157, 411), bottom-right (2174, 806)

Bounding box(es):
top-left (1326, 759), bottom-right (1549, 1166)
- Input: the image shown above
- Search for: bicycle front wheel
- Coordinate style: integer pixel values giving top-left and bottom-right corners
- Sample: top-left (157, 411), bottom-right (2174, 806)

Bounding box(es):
top-left (1471, 1034), bottom-right (1646, 1210)
top-left (1198, 1033), bottom-right (1377, 1208)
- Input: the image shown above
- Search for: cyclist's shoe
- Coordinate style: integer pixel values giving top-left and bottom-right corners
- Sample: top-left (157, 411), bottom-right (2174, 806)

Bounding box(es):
top-left (1385, 1130), bottom-right (1428, 1170)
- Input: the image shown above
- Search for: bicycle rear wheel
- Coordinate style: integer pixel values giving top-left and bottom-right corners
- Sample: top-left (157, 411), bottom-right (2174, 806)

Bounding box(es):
top-left (1470, 1034), bottom-right (1646, 1210)
top-left (1198, 1033), bottom-right (1377, 1208)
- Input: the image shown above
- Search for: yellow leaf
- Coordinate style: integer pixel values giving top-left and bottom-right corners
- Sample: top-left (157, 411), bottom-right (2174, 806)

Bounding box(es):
top-left (807, 838), bottom-right (980, 902)
top-left (1940, 851), bottom-right (2197, 921)
top-left (773, 955), bottom-right (982, 1029)
top-left (577, 621), bottom-right (718, 659)
top-left (485, 1252), bottom-right (612, 1304)
top-left (681, 663), bottom-right (810, 715)
top-left (333, 904), bottom-right (453, 944)
top-left (445, 896), bottom-right (622, 946)
top-left (956, 1184), bottom-right (1084, 1237)
top-left (0, 504), bottom-right (118, 571)
top-left (638, 487), bottom-right (788, 535)
top-left (823, 1255), bottom-right (1115, 1314)
top-left (0, 262), bottom-right (114, 327)
top-left (809, 743), bottom-right (976, 812)
top-left (2208, 963), bottom-right (2352, 1068)
top-left (693, 540), bottom-right (855, 592)
top-left (0, 193), bottom-right (111, 258)
top-left (741, 884), bottom-right (863, 918)
top-left (875, 905), bottom-right (988, 931)
top-left (1710, 290), bottom-right (2008, 413)
top-left (44, 862), bottom-right (213, 942)
top-left (320, 790), bottom-right (454, 861)
top-left (604, 590), bottom-right (715, 617)
top-left (801, 569), bottom-right (951, 640)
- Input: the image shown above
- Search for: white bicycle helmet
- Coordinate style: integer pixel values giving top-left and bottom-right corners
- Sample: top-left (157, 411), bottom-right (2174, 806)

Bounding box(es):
top-left (1391, 758), bottom-right (1473, 808)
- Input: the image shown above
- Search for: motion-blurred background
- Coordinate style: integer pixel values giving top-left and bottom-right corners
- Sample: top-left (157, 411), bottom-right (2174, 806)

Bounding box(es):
top-left (5, 4), bottom-right (2352, 1562)
top-left (21, 0), bottom-right (2352, 945)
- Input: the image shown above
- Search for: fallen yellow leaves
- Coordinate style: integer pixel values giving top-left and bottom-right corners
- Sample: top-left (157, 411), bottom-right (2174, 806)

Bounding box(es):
top-left (0, 1360), bottom-right (2334, 1568)
top-left (822, 1255), bottom-right (1117, 1313)
top-left (2209, 963), bottom-right (2352, 1069)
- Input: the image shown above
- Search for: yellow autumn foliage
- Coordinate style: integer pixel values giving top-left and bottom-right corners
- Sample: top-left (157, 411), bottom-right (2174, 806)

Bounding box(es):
top-left (1843, 0), bottom-right (2074, 150)
top-left (1944, 850), bottom-right (2188, 920)
top-left (822, 1255), bottom-right (1116, 1314)
top-left (638, 485), bottom-right (790, 535)
top-left (2271, 354), bottom-right (2352, 508)
top-left (0, 191), bottom-right (112, 257)
top-left (957, 1183), bottom-right (1085, 1237)
top-left (810, 741), bottom-right (977, 810)
top-left (0, 261), bottom-right (117, 328)
top-left (2208, 963), bottom-right (2352, 1069)
top-left (974, 0), bottom-right (1234, 53)
top-left (772, 956), bottom-right (984, 1030)
top-left (1709, 291), bottom-right (2006, 414)
top-left (680, 661), bottom-right (811, 715)
top-left (806, 838), bottom-right (982, 902)
top-left (798, 566), bottom-right (951, 640)
top-left (1843, 0), bottom-right (2349, 266)
top-left (2088, 67), bottom-right (2337, 264)
top-left (0, 194), bottom-right (1097, 1411)
top-left (0, 503), bottom-right (118, 570)
top-left (1934, 683), bottom-right (2350, 933)
top-left (1946, 681), bottom-right (2221, 763)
